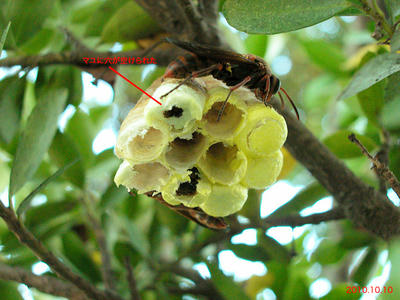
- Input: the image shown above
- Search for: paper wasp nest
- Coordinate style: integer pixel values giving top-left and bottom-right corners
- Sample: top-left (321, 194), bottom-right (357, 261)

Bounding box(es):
top-left (114, 76), bottom-right (287, 217)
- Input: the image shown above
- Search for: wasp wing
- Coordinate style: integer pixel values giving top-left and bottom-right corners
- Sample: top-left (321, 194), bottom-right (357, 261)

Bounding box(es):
top-left (166, 37), bottom-right (258, 67)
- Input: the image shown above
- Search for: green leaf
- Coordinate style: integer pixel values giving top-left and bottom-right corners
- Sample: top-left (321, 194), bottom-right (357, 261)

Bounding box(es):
top-left (0, 75), bottom-right (25, 144)
top-left (323, 130), bottom-right (377, 159)
top-left (338, 53), bottom-right (400, 100)
top-left (357, 79), bottom-right (385, 126)
top-left (9, 88), bottom-right (67, 197)
top-left (300, 39), bottom-right (347, 74)
top-left (283, 274), bottom-right (309, 300)
top-left (64, 109), bottom-right (96, 167)
top-left (271, 182), bottom-right (328, 218)
top-left (311, 239), bottom-right (346, 265)
top-left (207, 262), bottom-right (251, 300)
top-left (0, 280), bottom-right (23, 300)
top-left (113, 241), bottom-right (141, 266)
top-left (49, 131), bottom-right (85, 187)
top-left (384, 0), bottom-right (400, 22)
top-left (385, 72), bottom-right (400, 102)
top-left (0, 0), bottom-right (55, 48)
top-left (62, 232), bottom-right (102, 283)
top-left (101, 1), bottom-right (161, 43)
top-left (381, 97), bottom-right (400, 130)
top-left (391, 30), bottom-right (400, 53)
top-left (0, 21), bottom-right (11, 52)
top-left (17, 159), bottom-right (78, 217)
top-left (19, 28), bottom-right (55, 54)
top-left (85, 0), bottom-right (129, 37)
top-left (222, 0), bottom-right (352, 34)
top-left (381, 237), bottom-right (400, 300)
top-left (258, 231), bottom-right (291, 265)
top-left (229, 243), bottom-right (271, 262)
top-left (338, 221), bottom-right (375, 249)
top-left (118, 216), bottom-right (150, 258)
top-left (244, 34), bottom-right (268, 57)
top-left (350, 246), bottom-right (378, 286)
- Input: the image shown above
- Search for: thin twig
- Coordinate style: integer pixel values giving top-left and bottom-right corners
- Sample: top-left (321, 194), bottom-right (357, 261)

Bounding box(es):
top-left (358, 0), bottom-right (393, 38)
top-left (124, 257), bottom-right (141, 300)
top-left (82, 194), bottom-right (116, 291)
top-left (0, 263), bottom-right (87, 300)
top-left (349, 133), bottom-right (400, 198)
top-left (0, 201), bottom-right (123, 300)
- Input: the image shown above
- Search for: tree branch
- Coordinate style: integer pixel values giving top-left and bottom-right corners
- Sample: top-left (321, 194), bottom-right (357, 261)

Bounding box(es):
top-left (82, 195), bottom-right (116, 292)
top-left (0, 49), bottom-right (174, 68)
top-left (124, 257), bottom-right (141, 300)
top-left (271, 101), bottom-right (400, 240)
top-left (0, 263), bottom-right (88, 300)
top-left (0, 202), bottom-right (123, 300)
top-left (262, 207), bottom-right (346, 229)
top-left (349, 133), bottom-right (400, 198)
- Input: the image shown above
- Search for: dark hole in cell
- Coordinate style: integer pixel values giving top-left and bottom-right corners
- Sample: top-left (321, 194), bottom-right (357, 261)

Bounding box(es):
top-left (176, 167), bottom-right (200, 196)
top-left (164, 106), bottom-right (183, 118)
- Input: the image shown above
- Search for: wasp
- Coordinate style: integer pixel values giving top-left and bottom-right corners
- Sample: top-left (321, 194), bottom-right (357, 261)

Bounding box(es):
top-left (148, 37), bottom-right (299, 120)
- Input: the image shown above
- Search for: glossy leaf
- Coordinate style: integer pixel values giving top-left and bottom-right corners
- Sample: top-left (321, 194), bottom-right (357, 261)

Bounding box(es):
top-left (207, 262), bottom-right (251, 300)
top-left (9, 88), bottom-right (67, 197)
top-left (323, 130), bottom-right (377, 159)
top-left (222, 0), bottom-right (353, 34)
top-left (338, 53), bottom-right (400, 100)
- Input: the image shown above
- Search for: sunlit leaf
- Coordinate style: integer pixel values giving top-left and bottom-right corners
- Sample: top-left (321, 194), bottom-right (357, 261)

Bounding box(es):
top-left (338, 53), bottom-right (400, 100)
top-left (0, 21), bottom-right (10, 52)
top-left (222, 0), bottom-right (353, 34)
top-left (9, 88), bottom-right (67, 197)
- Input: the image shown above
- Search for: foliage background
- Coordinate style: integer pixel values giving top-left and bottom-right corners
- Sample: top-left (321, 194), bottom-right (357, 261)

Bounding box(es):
top-left (0, 0), bottom-right (400, 299)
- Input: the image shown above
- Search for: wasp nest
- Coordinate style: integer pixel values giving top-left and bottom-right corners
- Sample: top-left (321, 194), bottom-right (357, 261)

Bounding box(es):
top-left (114, 76), bottom-right (287, 217)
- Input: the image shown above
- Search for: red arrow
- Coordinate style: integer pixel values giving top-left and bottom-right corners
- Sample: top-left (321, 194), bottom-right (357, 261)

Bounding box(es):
top-left (108, 66), bottom-right (162, 105)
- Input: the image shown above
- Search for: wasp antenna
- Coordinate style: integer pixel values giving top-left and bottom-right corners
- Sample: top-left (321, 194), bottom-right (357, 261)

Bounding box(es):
top-left (141, 38), bottom-right (169, 57)
top-left (278, 91), bottom-right (285, 109)
top-left (280, 87), bottom-right (300, 120)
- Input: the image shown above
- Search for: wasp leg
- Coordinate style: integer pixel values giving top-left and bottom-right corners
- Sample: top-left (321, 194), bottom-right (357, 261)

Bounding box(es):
top-left (217, 75), bottom-right (252, 121)
top-left (161, 63), bottom-right (223, 98)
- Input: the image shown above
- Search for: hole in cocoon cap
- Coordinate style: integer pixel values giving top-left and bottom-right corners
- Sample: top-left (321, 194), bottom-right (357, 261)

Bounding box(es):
top-left (163, 105), bottom-right (183, 118)
top-left (176, 167), bottom-right (200, 196)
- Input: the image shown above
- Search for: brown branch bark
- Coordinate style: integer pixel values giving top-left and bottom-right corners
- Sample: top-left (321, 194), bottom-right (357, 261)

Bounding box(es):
top-left (0, 263), bottom-right (88, 300)
top-left (0, 49), bottom-right (174, 68)
top-left (0, 202), bottom-right (123, 300)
